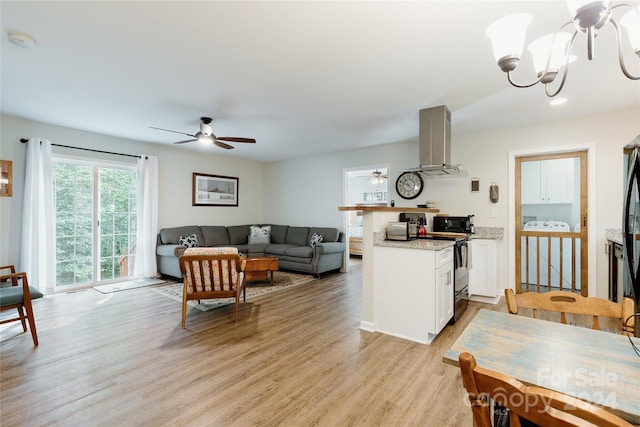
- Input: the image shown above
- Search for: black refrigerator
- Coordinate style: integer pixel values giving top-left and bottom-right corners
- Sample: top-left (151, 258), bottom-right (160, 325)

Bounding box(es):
top-left (623, 135), bottom-right (640, 337)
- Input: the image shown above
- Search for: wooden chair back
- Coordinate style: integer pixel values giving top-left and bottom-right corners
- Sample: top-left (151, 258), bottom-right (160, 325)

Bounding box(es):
top-left (504, 289), bottom-right (635, 336)
top-left (458, 352), bottom-right (633, 427)
top-left (179, 250), bottom-right (245, 327)
top-left (0, 265), bottom-right (44, 346)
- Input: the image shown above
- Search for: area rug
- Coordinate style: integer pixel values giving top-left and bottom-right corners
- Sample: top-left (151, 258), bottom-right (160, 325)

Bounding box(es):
top-left (94, 277), bottom-right (166, 294)
top-left (150, 271), bottom-right (316, 311)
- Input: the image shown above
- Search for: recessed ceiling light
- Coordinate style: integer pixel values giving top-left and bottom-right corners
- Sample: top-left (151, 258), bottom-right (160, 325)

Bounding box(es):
top-left (549, 97), bottom-right (567, 106)
top-left (7, 32), bottom-right (37, 49)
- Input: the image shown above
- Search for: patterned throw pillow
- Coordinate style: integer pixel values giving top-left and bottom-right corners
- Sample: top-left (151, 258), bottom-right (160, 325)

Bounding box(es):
top-left (310, 232), bottom-right (324, 247)
top-left (250, 225), bottom-right (271, 236)
top-left (179, 234), bottom-right (198, 248)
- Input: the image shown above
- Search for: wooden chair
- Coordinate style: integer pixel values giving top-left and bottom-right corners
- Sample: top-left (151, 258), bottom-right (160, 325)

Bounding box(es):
top-left (179, 247), bottom-right (246, 327)
top-left (504, 289), bottom-right (635, 336)
top-left (0, 265), bottom-right (44, 346)
top-left (458, 351), bottom-right (633, 427)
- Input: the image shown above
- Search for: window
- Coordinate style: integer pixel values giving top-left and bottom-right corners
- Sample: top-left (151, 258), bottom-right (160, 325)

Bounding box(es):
top-left (53, 157), bottom-right (137, 288)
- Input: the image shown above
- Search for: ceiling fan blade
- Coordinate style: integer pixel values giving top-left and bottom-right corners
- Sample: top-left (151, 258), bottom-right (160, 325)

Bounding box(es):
top-left (217, 137), bottom-right (256, 143)
top-left (174, 139), bottom-right (197, 144)
top-left (150, 126), bottom-right (196, 137)
top-left (215, 140), bottom-right (234, 150)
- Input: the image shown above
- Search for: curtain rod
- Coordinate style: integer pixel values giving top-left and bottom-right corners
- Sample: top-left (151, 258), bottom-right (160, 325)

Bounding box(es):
top-left (20, 138), bottom-right (144, 159)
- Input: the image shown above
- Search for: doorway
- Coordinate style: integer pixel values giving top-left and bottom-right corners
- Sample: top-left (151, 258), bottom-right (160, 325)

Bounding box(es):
top-left (514, 150), bottom-right (588, 295)
top-left (52, 156), bottom-right (138, 290)
top-left (343, 165), bottom-right (390, 263)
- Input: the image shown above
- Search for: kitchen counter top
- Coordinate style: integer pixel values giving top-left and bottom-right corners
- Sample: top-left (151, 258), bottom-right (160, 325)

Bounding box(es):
top-left (472, 227), bottom-right (504, 240)
top-left (338, 205), bottom-right (439, 213)
top-left (606, 228), bottom-right (622, 245)
top-left (373, 227), bottom-right (504, 249)
top-left (373, 232), bottom-right (454, 250)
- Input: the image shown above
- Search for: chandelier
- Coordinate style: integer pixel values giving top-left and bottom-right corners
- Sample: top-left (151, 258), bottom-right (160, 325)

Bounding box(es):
top-left (486, 1), bottom-right (639, 97)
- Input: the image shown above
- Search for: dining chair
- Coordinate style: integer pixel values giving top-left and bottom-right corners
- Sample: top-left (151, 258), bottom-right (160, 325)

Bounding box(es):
top-left (458, 351), bottom-right (633, 427)
top-left (504, 288), bottom-right (635, 336)
top-left (178, 247), bottom-right (246, 327)
top-left (0, 265), bottom-right (44, 346)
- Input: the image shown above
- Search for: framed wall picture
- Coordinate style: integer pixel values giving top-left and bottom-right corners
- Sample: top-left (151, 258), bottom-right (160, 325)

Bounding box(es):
top-left (192, 173), bottom-right (239, 206)
top-left (0, 160), bottom-right (12, 197)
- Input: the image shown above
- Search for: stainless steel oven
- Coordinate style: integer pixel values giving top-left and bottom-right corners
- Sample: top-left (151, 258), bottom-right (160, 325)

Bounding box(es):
top-left (416, 233), bottom-right (469, 323)
top-left (452, 238), bottom-right (469, 323)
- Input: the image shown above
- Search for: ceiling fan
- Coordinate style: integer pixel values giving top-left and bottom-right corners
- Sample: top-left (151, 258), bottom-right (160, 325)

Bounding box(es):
top-left (359, 169), bottom-right (388, 184)
top-left (150, 117), bottom-right (256, 150)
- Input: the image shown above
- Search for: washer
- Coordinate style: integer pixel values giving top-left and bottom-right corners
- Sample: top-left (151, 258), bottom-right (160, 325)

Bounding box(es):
top-left (521, 221), bottom-right (581, 290)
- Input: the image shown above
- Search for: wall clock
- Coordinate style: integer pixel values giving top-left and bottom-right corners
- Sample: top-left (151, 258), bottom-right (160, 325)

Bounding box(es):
top-left (395, 172), bottom-right (424, 200)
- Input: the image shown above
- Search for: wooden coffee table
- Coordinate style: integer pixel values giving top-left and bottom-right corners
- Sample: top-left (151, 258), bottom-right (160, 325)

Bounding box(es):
top-left (244, 256), bottom-right (279, 285)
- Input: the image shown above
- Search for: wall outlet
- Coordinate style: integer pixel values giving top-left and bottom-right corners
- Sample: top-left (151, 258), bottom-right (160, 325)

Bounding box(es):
top-left (490, 207), bottom-right (498, 218)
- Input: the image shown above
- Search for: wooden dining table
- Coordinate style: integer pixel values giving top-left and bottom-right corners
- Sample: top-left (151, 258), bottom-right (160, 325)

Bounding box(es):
top-left (443, 309), bottom-right (640, 424)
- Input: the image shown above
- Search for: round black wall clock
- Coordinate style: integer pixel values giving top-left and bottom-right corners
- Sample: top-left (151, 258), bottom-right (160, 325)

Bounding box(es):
top-left (395, 172), bottom-right (424, 200)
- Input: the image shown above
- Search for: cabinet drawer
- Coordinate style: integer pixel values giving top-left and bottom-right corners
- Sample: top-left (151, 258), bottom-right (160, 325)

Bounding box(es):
top-left (437, 247), bottom-right (453, 268)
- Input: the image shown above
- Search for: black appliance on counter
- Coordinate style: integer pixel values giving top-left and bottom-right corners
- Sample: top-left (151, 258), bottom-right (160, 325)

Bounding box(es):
top-left (432, 215), bottom-right (474, 234)
top-left (430, 215), bottom-right (473, 324)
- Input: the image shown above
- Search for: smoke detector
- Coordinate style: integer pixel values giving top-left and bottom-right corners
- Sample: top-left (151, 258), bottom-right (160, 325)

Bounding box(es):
top-left (7, 32), bottom-right (37, 49)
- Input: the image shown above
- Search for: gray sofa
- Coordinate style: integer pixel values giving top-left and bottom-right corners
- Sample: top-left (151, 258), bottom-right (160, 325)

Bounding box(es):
top-left (156, 224), bottom-right (346, 279)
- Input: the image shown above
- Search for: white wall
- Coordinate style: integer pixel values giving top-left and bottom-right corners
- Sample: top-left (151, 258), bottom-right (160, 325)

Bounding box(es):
top-left (3, 108), bottom-right (638, 298)
top-left (0, 114), bottom-right (265, 268)
top-left (264, 107), bottom-right (639, 298)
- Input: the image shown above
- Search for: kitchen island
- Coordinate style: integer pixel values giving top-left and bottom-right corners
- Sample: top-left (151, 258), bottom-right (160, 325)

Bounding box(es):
top-left (338, 205), bottom-right (504, 344)
top-left (338, 206), bottom-right (454, 344)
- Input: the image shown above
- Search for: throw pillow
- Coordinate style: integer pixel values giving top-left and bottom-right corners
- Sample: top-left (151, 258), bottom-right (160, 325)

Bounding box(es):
top-left (179, 234), bottom-right (198, 248)
top-left (250, 225), bottom-right (271, 236)
top-left (310, 232), bottom-right (324, 247)
top-left (248, 235), bottom-right (270, 245)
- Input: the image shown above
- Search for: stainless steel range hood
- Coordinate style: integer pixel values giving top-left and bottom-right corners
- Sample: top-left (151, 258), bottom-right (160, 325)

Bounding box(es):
top-left (405, 105), bottom-right (467, 178)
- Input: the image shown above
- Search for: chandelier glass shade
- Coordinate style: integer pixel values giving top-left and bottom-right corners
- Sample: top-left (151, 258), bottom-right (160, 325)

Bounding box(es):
top-left (486, 0), bottom-right (640, 97)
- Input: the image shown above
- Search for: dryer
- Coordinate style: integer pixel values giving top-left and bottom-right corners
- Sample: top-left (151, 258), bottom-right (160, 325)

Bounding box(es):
top-left (521, 221), bottom-right (581, 290)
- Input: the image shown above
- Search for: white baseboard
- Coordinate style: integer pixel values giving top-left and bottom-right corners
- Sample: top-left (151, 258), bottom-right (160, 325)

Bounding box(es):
top-left (468, 294), bottom-right (502, 305)
top-left (359, 320), bottom-right (376, 332)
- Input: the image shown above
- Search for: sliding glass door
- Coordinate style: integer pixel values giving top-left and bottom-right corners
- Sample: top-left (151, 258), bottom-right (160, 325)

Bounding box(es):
top-left (53, 158), bottom-right (137, 288)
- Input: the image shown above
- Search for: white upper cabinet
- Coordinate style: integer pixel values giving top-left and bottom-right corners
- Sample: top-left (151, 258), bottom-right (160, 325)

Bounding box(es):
top-left (521, 158), bottom-right (573, 204)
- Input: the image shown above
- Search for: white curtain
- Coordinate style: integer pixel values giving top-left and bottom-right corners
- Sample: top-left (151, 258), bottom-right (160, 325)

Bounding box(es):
top-left (135, 155), bottom-right (159, 278)
top-left (20, 138), bottom-right (55, 293)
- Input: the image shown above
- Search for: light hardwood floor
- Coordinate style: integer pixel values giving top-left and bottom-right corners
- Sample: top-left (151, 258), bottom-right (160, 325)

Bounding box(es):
top-left (0, 262), bottom-right (504, 427)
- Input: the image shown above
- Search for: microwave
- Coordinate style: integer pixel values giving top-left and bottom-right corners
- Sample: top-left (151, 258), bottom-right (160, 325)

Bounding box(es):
top-left (433, 215), bottom-right (474, 234)
top-left (386, 222), bottom-right (417, 241)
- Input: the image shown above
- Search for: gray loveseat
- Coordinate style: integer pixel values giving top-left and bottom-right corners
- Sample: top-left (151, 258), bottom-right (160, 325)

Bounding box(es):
top-left (156, 224), bottom-right (346, 279)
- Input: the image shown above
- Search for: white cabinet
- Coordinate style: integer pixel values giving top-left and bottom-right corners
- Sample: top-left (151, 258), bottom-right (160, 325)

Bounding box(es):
top-left (469, 239), bottom-right (499, 299)
top-left (372, 245), bottom-right (454, 344)
top-left (521, 158), bottom-right (573, 204)
top-left (435, 248), bottom-right (454, 333)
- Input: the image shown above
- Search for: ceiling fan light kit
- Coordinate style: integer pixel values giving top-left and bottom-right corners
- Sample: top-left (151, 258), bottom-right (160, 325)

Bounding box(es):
top-left (486, 0), bottom-right (640, 97)
top-left (150, 117), bottom-right (256, 150)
